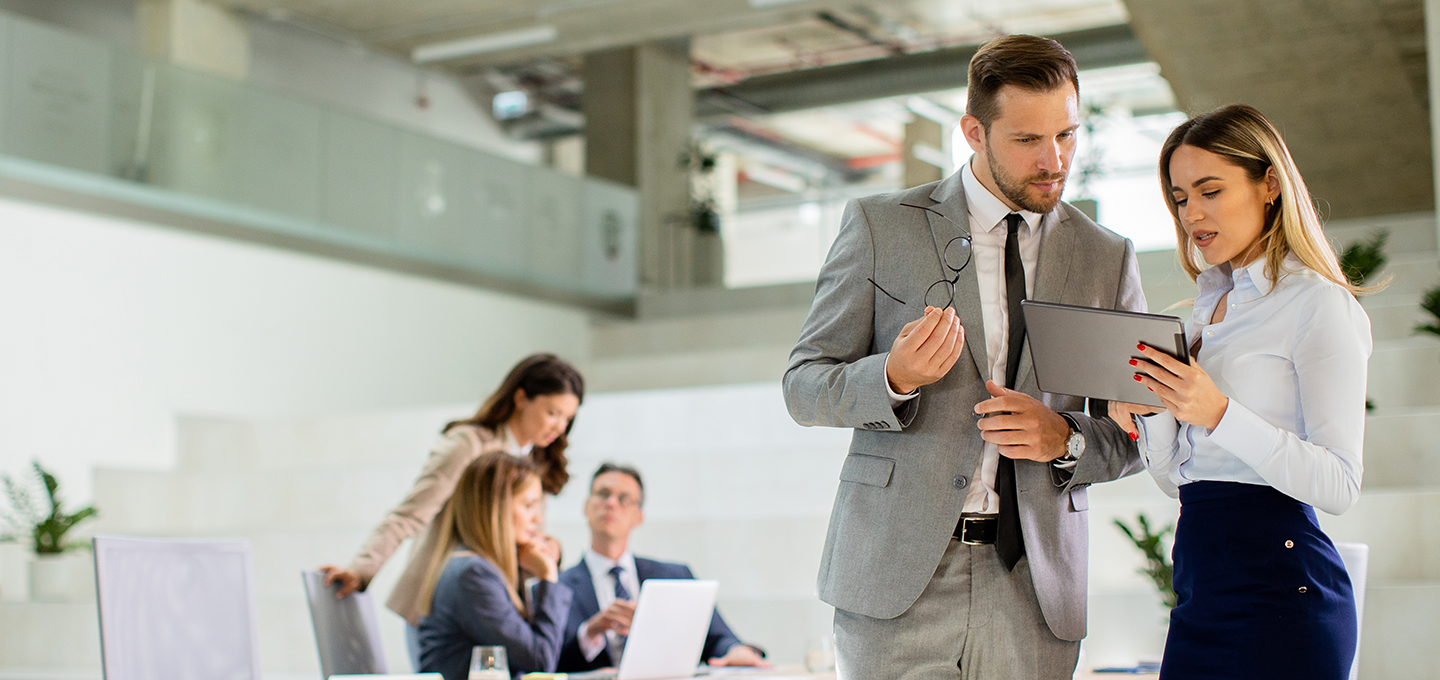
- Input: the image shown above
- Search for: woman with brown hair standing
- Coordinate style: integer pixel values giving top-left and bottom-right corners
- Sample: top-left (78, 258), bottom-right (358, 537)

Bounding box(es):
top-left (318, 354), bottom-right (583, 657)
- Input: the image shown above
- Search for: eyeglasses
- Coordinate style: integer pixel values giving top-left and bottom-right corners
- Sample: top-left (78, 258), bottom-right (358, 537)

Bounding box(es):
top-left (868, 203), bottom-right (973, 309)
top-left (591, 488), bottom-right (641, 508)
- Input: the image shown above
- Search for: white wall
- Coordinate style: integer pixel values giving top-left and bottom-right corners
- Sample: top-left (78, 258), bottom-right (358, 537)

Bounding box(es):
top-left (0, 195), bottom-right (590, 503)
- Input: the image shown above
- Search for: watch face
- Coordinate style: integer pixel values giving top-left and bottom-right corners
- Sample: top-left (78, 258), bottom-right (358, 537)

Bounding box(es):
top-left (1068, 432), bottom-right (1085, 456)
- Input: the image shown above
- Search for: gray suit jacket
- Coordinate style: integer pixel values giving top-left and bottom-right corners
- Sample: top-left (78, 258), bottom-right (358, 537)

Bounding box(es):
top-left (783, 172), bottom-right (1146, 641)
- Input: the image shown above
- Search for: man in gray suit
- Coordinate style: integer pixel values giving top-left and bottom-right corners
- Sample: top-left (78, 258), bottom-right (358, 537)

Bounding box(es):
top-left (784, 35), bottom-right (1146, 679)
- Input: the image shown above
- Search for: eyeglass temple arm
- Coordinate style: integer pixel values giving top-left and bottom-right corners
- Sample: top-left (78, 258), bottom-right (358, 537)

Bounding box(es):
top-left (900, 201), bottom-right (973, 239)
top-left (868, 278), bottom-right (906, 305)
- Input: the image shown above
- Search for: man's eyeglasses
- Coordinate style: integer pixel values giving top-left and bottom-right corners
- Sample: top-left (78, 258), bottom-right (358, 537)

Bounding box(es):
top-left (868, 203), bottom-right (973, 309)
top-left (591, 488), bottom-right (641, 508)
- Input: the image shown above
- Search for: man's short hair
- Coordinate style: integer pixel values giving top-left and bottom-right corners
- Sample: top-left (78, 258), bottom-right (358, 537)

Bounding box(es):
top-left (966, 34), bottom-right (1080, 130)
top-left (591, 462), bottom-right (644, 505)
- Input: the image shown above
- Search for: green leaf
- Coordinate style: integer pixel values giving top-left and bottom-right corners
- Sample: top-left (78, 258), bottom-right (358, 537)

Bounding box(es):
top-left (1417, 285), bottom-right (1440, 340)
top-left (1114, 512), bottom-right (1177, 610)
top-left (1, 461), bottom-right (99, 554)
top-left (1338, 230), bottom-right (1388, 287)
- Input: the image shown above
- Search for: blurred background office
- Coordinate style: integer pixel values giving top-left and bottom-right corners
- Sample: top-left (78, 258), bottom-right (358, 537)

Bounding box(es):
top-left (0, 0), bottom-right (1434, 678)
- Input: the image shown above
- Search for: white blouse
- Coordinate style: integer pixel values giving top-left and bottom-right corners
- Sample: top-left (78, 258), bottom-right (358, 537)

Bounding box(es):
top-left (1137, 255), bottom-right (1371, 515)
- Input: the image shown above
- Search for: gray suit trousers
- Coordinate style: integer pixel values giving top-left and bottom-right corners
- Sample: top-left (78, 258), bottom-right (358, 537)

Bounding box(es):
top-left (835, 541), bottom-right (1079, 680)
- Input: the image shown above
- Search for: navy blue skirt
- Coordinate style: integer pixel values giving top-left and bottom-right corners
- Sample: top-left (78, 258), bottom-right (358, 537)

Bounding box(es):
top-left (1160, 481), bottom-right (1357, 680)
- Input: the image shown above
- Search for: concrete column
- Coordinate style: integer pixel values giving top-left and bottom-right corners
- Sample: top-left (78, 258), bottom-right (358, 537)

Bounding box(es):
top-left (1428, 0), bottom-right (1440, 246)
top-left (137, 0), bottom-right (250, 80)
top-left (585, 39), bottom-right (717, 289)
top-left (903, 116), bottom-right (945, 189)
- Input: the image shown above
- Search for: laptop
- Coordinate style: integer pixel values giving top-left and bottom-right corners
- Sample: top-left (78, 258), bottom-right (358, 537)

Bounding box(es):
top-left (569, 579), bottom-right (720, 680)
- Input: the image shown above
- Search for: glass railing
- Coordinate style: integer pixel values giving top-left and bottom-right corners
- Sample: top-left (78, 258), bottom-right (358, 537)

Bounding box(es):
top-left (0, 12), bottom-right (637, 304)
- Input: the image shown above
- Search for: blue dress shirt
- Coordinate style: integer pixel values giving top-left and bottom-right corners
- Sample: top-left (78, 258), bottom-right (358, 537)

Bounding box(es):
top-left (1138, 255), bottom-right (1371, 515)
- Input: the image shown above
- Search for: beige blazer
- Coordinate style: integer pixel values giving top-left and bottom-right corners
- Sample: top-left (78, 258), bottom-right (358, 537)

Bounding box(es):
top-left (345, 424), bottom-right (506, 625)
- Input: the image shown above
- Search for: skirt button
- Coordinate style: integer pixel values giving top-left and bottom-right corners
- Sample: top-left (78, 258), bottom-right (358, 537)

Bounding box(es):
top-left (1285, 540), bottom-right (1295, 549)
top-left (1297, 586), bottom-right (1308, 594)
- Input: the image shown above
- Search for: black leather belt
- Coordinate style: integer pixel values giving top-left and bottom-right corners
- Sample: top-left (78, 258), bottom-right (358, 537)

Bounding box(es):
top-left (953, 515), bottom-right (998, 545)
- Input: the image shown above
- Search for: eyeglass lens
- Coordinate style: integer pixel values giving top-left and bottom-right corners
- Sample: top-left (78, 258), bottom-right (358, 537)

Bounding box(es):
top-left (594, 488), bottom-right (638, 506)
top-left (943, 236), bottom-right (973, 273)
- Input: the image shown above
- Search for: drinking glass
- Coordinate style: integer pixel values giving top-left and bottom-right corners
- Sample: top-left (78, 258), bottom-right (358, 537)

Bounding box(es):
top-left (468, 645), bottom-right (510, 680)
top-left (804, 635), bottom-right (836, 672)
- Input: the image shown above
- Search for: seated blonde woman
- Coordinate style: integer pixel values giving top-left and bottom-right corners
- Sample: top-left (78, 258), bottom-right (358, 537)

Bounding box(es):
top-left (416, 453), bottom-right (573, 680)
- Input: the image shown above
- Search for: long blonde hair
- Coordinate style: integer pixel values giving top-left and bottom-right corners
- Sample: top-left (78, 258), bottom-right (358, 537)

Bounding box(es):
top-left (1158, 104), bottom-right (1384, 295)
top-left (416, 453), bottom-right (539, 616)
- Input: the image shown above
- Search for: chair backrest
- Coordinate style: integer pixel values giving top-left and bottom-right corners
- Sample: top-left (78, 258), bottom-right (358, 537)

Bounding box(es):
top-left (302, 570), bottom-right (387, 678)
top-left (1334, 541), bottom-right (1368, 680)
top-left (93, 535), bottom-right (261, 680)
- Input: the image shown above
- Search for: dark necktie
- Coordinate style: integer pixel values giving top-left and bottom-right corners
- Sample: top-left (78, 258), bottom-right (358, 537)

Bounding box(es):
top-left (608, 565), bottom-right (630, 656)
top-left (996, 212), bottom-right (1027, 571)
top-left (609, 564), bottom-right (631, 600)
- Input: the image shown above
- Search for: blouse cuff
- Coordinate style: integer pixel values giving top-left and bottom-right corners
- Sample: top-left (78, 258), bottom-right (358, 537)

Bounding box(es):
top-left (1205, 399), bottom-right (1281, 467)
top-left (1137, 412), bottom-right (1179, 461)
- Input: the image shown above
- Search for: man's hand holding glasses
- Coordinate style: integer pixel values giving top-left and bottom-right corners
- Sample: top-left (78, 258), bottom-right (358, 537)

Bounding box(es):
top-left (885, 306), bottom-right (966, 395)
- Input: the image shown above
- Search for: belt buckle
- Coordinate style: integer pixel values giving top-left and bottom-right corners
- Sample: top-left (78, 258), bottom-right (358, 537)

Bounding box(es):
top-left (959, 517), bottom-right (994, 545)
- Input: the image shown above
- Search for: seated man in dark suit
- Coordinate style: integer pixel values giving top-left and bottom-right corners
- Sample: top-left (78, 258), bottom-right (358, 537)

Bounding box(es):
top-left (556, 463), bottom-right (767, 671)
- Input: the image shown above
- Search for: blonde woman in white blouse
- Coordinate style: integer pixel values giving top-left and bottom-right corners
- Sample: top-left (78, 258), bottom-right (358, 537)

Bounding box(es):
top-left (1109, 105), bottom-right (1377, 680)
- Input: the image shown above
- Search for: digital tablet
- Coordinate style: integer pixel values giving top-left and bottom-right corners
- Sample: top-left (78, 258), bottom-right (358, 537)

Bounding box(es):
top-left (1020, 300), bottom-right (1188, 408)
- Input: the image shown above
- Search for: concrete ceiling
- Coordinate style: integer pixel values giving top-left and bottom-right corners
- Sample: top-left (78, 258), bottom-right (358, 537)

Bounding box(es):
top-left (1123, 0), bottom-right (1432, 220)
top-left (228, 0), bottom-right (1127, 71)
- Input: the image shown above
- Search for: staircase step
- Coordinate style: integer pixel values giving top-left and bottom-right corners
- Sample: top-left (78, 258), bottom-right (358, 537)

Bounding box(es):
top-left (1366, 338), bottom-right (1440, 409)
top-left (1361, 292), bottom-right (1430, 342)
top-left (90, 465), bottom-right (424, 534)
top-left (1363, 409), bottom-right (1440, 487)
top-left (1355, 582), bottom-right (1440, 679)
top-left (1325, 211), bottom-right (1437, 254)
top-left (1318, 488), bottom-right (1440, 583)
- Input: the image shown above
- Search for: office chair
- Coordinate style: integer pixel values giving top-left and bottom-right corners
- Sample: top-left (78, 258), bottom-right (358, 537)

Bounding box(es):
top-left (93, 535), bottom-right (261, 680)
top-left (1334, 542), bottom-right (1368, 680)
top-left (303, 570), bottom-right (387, 678)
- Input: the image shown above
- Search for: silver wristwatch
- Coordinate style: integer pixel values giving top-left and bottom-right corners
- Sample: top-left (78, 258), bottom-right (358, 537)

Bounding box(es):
top-left (1059, 413), bottom-right (1085, 459)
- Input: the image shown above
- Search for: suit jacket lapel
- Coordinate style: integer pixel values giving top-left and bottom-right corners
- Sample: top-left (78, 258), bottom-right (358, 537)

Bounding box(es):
top-left (917, 174), bottom-right (989, 381)
top-left (1016, 207), bottom-right (1077, 393)
top-left (573, 557), bottom-right (601, 617)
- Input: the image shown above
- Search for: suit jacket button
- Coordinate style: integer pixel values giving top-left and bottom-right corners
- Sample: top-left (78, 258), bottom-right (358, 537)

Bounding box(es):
top-left (953, 476), bottom-right (968, 490)
top-left (1297, 586), bottom-right (1308, 594)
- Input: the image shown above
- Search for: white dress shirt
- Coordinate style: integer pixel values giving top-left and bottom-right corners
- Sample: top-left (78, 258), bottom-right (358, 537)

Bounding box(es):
top-left (577, 548), bottom-right (640, 662)
top-left (1137, 255), bottom-right (1370, 516)
top-left (499, 424), bottom-right (535, 457)
top-left (888, 161), bottom-right (1043, 513)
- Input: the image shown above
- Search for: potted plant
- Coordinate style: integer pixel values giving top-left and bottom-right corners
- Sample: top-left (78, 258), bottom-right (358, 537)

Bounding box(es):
top-left (1417, 281), bottom-right (1440, 337)
top-left (2, 462), bottom-right (99, 601)
top-left (1115, 512), bottom-right (1177, 611)
top-left (1338, 229), bottom-right (1389, 289)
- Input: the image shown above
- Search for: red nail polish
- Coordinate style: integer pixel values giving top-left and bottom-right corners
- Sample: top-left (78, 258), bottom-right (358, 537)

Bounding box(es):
top-left (1128, 359), bottom-right (1138, 366)
top-left (1133, 375), bottom-right (1142, 382)
top-left (1137, 343), bottom-right (1146, 351)
top-left (1129, 431), bottom-right (1139, 441)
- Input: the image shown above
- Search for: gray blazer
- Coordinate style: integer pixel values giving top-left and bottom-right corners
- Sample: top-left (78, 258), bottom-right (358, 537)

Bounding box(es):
top-left (783, 172), bottom-right (1146, 641)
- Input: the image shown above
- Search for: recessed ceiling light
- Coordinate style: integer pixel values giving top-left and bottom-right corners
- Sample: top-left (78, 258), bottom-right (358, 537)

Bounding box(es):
top-left (412, 25), bottom-right (558, 64)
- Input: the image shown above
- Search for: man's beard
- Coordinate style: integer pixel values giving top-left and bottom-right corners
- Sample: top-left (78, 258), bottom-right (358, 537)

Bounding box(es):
top-left (988, 153), bottom-right (1067, 214)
